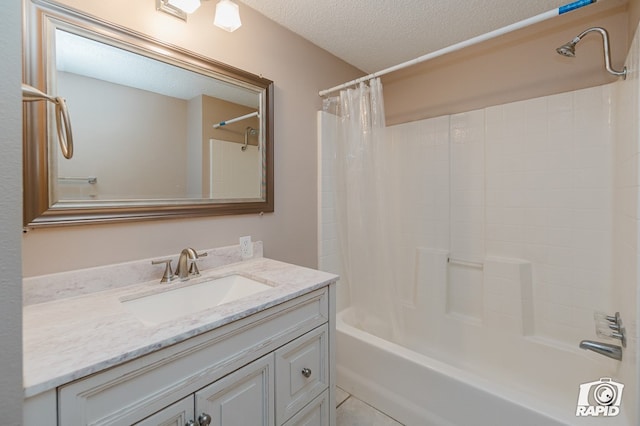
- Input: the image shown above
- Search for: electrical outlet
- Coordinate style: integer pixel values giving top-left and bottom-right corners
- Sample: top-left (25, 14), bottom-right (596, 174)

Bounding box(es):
top-left (240, 236), bottom-right (253, 259)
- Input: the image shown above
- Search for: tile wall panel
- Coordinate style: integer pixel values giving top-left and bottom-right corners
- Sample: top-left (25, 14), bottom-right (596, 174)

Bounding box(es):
top-left (319, 79), bottom-right (634, 356)
top-left (484, 85), bottom-right (614, 342)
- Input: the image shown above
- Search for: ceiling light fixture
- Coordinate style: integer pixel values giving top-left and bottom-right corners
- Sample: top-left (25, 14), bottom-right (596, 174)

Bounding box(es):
top-left (156, 0), bottom-right (201, 21)
top-left (157, 0), bottom-right (241, 31)
top-left (214, 0), bottom-right (242, 32)
top-left (168, 0), bottom-right (201, 13)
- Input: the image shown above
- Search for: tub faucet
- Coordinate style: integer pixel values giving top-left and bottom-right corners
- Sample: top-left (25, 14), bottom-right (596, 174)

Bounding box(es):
top-left (175, 247), bottom-right (206, 280)
top-left (579, 340), bottom-right (622, 361)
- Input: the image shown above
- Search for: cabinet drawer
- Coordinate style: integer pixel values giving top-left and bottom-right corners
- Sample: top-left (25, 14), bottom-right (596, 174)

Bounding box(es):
top-left (282, 390), bottom-right (329, 426)
top-left (134, 395), bottom-right (194, 426)
top-left (58, 288), bottom-right (328, 426)
top-left (275, 324), bottom-right (328, 424)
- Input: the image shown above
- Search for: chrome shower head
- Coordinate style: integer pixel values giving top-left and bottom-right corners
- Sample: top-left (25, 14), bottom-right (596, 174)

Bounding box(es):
top-left (556, 38), bottom-right (579, 57)
top-left (555, 27), bottom-right (626, 79)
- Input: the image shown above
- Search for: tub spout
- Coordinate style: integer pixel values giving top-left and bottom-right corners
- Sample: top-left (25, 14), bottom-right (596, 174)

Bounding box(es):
top-left (579, 340), bottom-right (622, 361)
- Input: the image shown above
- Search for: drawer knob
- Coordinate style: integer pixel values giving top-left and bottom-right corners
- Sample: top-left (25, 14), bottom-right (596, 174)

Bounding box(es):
top-left (198, 413), bottom-right (212, 426)
top-left (301, 367), bottom-right (312, 378)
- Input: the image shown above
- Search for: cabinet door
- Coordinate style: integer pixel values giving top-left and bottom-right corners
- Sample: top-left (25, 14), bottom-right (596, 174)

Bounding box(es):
top-left (135, 395), bottom-right (194, 426)
top-left (196, 354), bottom-right (275, 426)
top-left (282, 391), bottom-right (329, 426)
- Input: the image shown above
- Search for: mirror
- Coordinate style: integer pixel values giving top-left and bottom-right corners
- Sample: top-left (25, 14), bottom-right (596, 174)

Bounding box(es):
top-left (23, 0), bottom-right (274, 227)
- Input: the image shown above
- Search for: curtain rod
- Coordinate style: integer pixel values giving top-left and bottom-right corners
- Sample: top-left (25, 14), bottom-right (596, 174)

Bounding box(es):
top-left (212, 111), bottom-right (259, 129)
top-left (319, 0), bottom-right (598, 97)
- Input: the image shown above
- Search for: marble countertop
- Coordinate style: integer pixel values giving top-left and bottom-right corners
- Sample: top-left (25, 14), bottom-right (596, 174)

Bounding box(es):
top-left (23, 256), bottom-right (338, 398)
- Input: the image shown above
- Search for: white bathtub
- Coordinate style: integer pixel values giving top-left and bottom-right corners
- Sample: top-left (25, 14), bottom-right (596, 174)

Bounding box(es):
top-left (336, 307), bottom-right (628, 426)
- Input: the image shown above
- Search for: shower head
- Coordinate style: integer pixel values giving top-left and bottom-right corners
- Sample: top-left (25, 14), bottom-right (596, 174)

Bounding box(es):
top-left (555, 27), bottom-right (626, 79)
top-left (556, 37), bottom-right (580, 57)
top-left (241, 126), bottom-right (257, 151)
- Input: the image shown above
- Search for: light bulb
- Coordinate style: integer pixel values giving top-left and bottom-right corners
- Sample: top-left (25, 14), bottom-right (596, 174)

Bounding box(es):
top-left (214, 0), bottom-right (242, 32)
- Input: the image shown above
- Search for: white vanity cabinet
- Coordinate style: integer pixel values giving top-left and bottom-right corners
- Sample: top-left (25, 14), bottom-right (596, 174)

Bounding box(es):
top-left (46, 285), bottom-right (335, 426)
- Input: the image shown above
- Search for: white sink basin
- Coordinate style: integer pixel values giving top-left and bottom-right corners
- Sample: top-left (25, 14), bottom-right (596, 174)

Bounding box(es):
top-left (122, 274), bottom-right (272, 325)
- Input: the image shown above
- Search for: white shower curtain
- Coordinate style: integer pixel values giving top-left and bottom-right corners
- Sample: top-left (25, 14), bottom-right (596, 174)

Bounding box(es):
top-left (332, 78), bottom-right (401, 339)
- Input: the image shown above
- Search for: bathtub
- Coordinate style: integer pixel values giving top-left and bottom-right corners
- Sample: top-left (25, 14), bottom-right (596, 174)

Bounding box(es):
top-left (336, 307), bottom-right (628, 426)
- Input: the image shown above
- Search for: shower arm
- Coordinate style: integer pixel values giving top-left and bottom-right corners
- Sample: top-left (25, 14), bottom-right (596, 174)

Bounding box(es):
top-left (575, 27), bottom-right (626, 79)
top-left (242, 126), bottom-right (252, 151)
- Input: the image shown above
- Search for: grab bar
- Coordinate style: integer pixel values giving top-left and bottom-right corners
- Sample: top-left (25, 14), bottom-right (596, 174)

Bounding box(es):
top-left (212, 111), bottom-right (259, 129)
top-left (58, 176), bottom-right (97, 184)
top-left (447, 257), bottom-right (484, 269)
top-left (22, 84), bottom-right (74, 159)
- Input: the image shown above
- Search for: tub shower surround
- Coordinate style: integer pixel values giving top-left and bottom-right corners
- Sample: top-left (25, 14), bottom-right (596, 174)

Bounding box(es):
top-left (321, 83), bottom-right (616, 344)
top-left (23, 242), bottom-right (338, 426)
top-left (319, 32), bottom-right (639, 423)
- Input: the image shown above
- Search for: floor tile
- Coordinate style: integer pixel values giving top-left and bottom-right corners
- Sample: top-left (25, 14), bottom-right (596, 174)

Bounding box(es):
top-left (336, 396), bottom-right (403, 426)
top-left (336, 387), bottom-right (350, 407)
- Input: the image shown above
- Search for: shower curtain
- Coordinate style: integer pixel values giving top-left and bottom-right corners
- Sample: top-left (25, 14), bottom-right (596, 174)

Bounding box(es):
top-left (331, 78), bottom-right (401, 339)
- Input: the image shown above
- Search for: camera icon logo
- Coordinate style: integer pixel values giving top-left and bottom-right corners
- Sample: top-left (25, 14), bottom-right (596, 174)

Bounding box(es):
top-left (576, 378), bottom-right (624, 417)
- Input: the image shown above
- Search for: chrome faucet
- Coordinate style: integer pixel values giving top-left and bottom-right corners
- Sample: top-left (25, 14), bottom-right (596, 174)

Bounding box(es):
top-left (175, 247), bottom-right (207, 280)
top-left (579, 340), bottom-right (622, 361)
top-left (151, 248), bottom-right (208, 283)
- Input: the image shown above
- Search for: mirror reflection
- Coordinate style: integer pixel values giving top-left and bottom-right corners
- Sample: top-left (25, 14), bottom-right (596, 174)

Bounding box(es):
top-left (54, 29), bottom-right (264, 202)
top-left (22, 0), bottom-right (273, 227)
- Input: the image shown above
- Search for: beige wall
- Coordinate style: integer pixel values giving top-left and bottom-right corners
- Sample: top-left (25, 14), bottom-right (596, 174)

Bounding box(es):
top-left (187, 95), bottom-right (204, 196)
top-left (57, 72), bottom-right (189, 199)
top-left (22, 0), bottom-right (363, 276)
top-left (630, 0), bottom-right (640, 43)
top-left (384, 0), bottom-right (630, 125)
top-left (0, 0), bottom-right (23, 422)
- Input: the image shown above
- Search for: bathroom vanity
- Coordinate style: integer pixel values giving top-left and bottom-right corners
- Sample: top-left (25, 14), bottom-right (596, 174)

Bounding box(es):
top-left (22, 244), bottom-right (338, 426)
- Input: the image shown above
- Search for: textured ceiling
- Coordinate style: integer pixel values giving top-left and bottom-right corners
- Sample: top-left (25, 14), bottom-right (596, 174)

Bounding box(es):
top-left (239, 0), bottom-right (576, 73)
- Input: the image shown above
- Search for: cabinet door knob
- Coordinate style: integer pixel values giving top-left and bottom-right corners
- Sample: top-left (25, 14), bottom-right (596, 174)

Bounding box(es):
top-left (301, 367), bottom-right (312, 378)
top-left (198, 413), bottom-right (212, 426)
top-left (185, 421), bottom-right (197, 426)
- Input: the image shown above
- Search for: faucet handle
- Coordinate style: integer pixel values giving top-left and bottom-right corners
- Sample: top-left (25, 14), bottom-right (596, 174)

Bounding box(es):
top-left (189, 261), bottom-right (201, 277)
top-left (151, 259), bottom-right (177, 283)
top-left (595, 311), bottom-right (627, 348)
top-left (595, 311), bottom-right (621, 326)
top-left (188, 251), bottom-right (208, 277)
